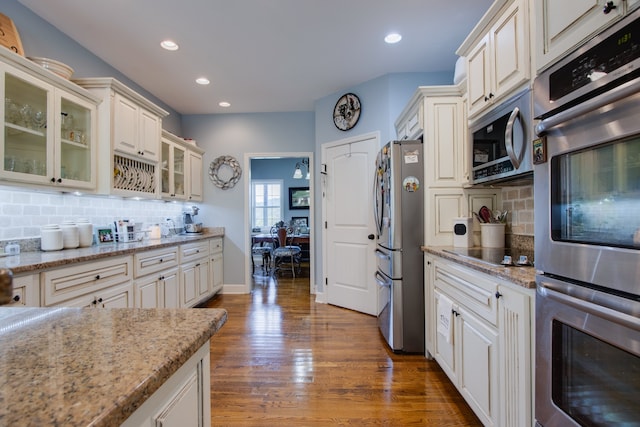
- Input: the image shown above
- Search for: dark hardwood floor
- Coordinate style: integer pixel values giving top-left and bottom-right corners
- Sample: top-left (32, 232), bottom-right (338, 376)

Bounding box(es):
top-left (200, 273), bottom-right (482, 426)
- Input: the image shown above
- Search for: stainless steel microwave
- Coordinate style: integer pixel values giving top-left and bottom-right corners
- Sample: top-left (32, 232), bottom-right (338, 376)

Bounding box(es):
top-left (470, 89), bottom-right (533, 185)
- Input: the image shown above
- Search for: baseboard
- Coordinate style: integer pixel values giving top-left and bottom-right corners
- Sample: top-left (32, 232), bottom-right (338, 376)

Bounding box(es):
top-left (221, 284), bottom-right (249, 294)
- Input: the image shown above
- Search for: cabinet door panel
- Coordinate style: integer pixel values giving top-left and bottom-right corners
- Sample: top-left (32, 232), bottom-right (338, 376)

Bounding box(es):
top-left (135, 277), bottom-right (162, 308)
top-left (492, 2), bottom-right (528, 95)
top-left (99, 282), bottom-right (134, 308)
top-left (197, 259), bottom-right (210, 299)
top-left (181, 264), bottom-right (198, 307)
top-left (139, 108), bottom-right (160, 161)
top-left (432, 290), bottom-right (457, 383)
top-left (188, 150), bottom-right (203, 201)
top-left (154, 370), bottom-right (200, 427)
top-left (163, 271), bottom-right (180, 309)
top-left (113, 94), bottom-right (138, 155)
top-left (459, 309), bottom-right (498, 427)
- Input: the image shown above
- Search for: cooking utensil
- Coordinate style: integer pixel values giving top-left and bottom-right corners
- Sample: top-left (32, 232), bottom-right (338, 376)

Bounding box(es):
top-left (479, 206), bottom-right (492, 223)
top-left (185, 223), bottom-right (203, 233)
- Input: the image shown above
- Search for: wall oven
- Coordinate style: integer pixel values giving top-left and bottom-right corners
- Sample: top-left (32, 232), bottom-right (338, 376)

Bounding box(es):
top-left (533, 9), bottom-right (640, 427)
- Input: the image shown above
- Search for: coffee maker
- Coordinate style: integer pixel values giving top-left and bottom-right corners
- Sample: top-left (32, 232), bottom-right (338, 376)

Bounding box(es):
top-left (183, 206), bottom-right (202, 233)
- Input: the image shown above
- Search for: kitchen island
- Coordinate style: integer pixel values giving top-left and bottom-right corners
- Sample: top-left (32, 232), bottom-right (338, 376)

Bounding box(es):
top-left (0, 306), bottom-right (227, 426)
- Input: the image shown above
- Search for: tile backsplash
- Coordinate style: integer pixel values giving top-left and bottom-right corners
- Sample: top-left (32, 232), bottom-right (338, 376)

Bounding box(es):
top-left (501, 184), bottom-right (534, 236)
top-left (0, 186), bottom-right (188, 242)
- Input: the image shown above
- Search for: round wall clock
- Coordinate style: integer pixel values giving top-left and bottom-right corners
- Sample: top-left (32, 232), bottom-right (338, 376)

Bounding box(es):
top-left (333, 93), bottom-right (361, 131)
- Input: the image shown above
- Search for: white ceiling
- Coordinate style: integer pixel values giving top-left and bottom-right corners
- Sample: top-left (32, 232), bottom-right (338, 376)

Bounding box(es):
top-left (17, 0), bottom-right (492, 115)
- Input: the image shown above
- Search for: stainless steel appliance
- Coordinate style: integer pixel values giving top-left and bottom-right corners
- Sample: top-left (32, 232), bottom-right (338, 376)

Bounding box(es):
top-left (183, 206), bottom-right (202, 233)
top-left (373, 140), bottom-right (424, 353)
top-left (470, 88), bottom-right (533, 185)
top-left (533, 9), bottom-right (640, 427)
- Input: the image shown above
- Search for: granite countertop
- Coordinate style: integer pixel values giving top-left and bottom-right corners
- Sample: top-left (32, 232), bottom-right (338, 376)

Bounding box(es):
top-left (422, 246), bottom-right (537, 289)
top-left (0, 306), bottom-right (227, 427)
top-left (0, 228), bottom-right (224, 275)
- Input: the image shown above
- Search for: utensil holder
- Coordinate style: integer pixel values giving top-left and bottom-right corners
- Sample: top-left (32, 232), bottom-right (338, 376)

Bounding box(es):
top-left (480, 223), bottom-right (505, 248)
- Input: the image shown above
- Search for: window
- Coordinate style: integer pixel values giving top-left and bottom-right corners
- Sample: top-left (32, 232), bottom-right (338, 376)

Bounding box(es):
top-left (251, 180), bottom-right (283, 229)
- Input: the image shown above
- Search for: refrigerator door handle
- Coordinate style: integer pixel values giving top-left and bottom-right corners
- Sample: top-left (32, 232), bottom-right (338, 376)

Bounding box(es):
top-left (375, 248), bottom-right (391, 261)
top-left (375, 271), bottom-right (391, 288)
top-left (372, 168), bottom-right (382, 237)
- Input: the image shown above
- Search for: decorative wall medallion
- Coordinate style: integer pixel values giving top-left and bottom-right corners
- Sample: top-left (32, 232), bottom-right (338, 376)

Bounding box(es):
top-left (333, 93), bottom-right (361, 131)
top-left (209, 155), bottom-right (242, 189)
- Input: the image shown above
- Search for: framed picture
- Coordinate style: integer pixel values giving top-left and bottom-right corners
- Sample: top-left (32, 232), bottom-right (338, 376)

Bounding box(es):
top-left (292, 216), bottom-right (308, 227)
top-left (289, 187), bottom-right (310, 210)
top-left (96, 227), bottom-right (114, 244)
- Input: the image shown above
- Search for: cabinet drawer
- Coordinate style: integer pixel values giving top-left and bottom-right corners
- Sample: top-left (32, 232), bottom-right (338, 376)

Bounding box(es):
top-left (180, 241), bottom-right (209, 263)
top-left (210, 237), bottom-right (223, 255)
top-left (9, 274), bottom-right (39, 307)
top-left (134, 247), bottom-right (179, 278)
top-left (42, 256), bottom-right (132, 306)
top-left (433, 259), bottom-right (498, 325)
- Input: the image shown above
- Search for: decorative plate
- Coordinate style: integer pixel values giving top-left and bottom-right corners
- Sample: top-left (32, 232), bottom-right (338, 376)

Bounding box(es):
top-left (209, 155), bottom-right (242, 189)
top-left (333, 93), bottom-right (361, 131)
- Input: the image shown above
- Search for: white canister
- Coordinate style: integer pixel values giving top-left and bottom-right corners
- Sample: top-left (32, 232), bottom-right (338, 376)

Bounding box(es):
top-left (76, 218), bottom-right (94, 247)
top-left (61, 221), bottom-right (79, 249)
top-left (452, 217), bottom-right (473, 248)
top-left (149, 225), bottom-right (161, 240)
top-left (41, 225), bottom-right (63, 251)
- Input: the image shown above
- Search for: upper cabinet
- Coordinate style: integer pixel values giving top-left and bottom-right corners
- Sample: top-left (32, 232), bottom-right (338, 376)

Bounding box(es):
top-left (74, 78), bottom-right (169, 198)
top-left (161, 130), bottom-right (204, 202)
top-left (0, 50), bottom-right (99, 191)
top-left (534, 0), bottom-right (640, 72)
top-left (458, 0), bottom-right (531, 119)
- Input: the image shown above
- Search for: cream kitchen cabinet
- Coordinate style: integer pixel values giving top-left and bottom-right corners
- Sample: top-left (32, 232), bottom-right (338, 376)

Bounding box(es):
top-left (534, 0), bottom-right (626, 72)
top-left (458, 0), bottom-right (531, 118)
top-left (426, 255), bottom-right (533, 427)
top-left (180, 241), bottom-right (211, 307)
top-left (210, 237), bottom-right (224, 295)
top-left (187, 148), bottom-right (203, 202)
top-left (121, 342), bottom-right (211, 427)
top-left (1, 50), bottom-right (99, 191)
top-left (41, 256), bottom-right (133, 307)
top-left (7, 273), bottom-right (39, 307)
top-left (134, 267), bottom-right (180, 309)
top-left (394, 100), bottom-right (423, 141)
top-left (73, 78), bottom-right (169, 198)
top-left (161, 132), bottom-right (187, 200)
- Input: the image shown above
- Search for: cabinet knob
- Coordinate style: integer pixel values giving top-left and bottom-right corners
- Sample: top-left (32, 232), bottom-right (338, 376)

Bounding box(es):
top-left (159, 275), bottom-right (164, 280)
top-left (95, 275), bottom-right (101, 280)
top-left (92, 299), bottom-right (98, 305)
top-left (367, 234), bottom-right (375, 240)
top-left (495, 291), bottom-right (502, 299)
top-left (159, 258), bottom-right (163, 263)
top-left (13, 295), bottom-right (20, 302)
top-left (57, 178), bottom-right (62, 183)
top-left (603, 1), bottom-right (617, 14)
top-left (97, 298), bottom-right (103, 303)
top-left (50, 177), bottom-right (56, 183)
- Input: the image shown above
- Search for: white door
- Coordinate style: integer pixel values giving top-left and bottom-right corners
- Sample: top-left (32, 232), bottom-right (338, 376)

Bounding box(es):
top-left (323, 133), bottom-right (379, 315)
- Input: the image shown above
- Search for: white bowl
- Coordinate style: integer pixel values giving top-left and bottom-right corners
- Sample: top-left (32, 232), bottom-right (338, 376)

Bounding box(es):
top-left (28, 57), bottom-right (74, 80)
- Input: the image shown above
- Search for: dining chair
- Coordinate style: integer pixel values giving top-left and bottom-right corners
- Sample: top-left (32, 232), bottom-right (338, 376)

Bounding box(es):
top-left (271, 225), bottom-right (302, 277)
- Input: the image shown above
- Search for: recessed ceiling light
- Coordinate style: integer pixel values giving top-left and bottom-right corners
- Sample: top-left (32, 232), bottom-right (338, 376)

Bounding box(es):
top-left (384, 33), bottom-right (402, 44)
top-left (196, 77), bottom-right (210, 85)
top-left (160, 40), bottom-right (179, 51)
top-left (219, 101), bottom-right (231, 108)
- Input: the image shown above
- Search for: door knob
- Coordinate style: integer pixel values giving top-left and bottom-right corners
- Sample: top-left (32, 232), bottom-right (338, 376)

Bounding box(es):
top-left (367, 234), bottom-right (375, 240)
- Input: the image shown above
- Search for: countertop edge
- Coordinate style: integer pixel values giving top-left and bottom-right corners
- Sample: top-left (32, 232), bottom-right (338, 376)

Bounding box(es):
top-left (422, 246), bottom-right (537, 289)
top-left (98, 308), bottom-right (229, 427)
top-left (1, 230), bottom-right (224, 275)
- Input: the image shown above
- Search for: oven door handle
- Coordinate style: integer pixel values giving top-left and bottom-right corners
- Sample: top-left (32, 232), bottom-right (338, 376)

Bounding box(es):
top-left (535, 77), bottom-right (640, 136)
top-left (538, 277), bottom-right (640, 330)
top-left (505, 106), bottom-right (522, 169)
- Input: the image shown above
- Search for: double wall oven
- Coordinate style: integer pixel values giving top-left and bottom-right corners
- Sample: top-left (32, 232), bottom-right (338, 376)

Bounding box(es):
top-left (533, 9), bottom-right (640, 427)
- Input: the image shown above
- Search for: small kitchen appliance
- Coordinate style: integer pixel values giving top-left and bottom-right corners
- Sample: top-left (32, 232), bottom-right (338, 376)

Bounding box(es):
top-left (183, 206), bottom-right (202, 233)
top-left (452, 217), bottom-right (473, 248)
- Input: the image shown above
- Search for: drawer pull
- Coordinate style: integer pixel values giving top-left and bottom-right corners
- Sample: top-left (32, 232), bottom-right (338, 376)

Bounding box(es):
top-left (95, 275), bottom-right (101, 280)
top-left (13, 295), bottom-right (20, 302)
top-left (97, 298), bottom-right (103, 303)
top-left (159, 258), bottom-right (163, 263)
top-left (92, 299), bottom-right (97, 305)
top-left (495, 291), bottom-right (502, 299)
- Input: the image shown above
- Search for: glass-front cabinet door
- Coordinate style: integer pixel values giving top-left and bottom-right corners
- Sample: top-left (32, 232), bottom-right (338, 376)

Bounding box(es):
top-left (1, 61), bottom-right (96, 189)
top-left (160, 138), bottom-right (186, 200)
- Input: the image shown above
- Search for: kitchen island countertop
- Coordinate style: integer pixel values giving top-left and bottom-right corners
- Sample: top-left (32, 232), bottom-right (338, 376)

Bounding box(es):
top-left (0, 306), bottom-right (227, 426)
top-left (422, 246), bottom-right (536, 289)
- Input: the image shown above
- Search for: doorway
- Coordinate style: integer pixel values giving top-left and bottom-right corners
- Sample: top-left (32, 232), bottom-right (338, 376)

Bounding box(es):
top-left (244, 152), bottom-right (314, 294)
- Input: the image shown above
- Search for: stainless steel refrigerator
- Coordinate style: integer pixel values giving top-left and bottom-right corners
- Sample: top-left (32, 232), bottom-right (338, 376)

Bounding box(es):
top-left (373, 140), bottom-right (424, 353)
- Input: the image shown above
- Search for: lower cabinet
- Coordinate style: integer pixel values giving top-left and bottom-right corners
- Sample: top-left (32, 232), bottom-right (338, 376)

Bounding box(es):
top-left (41, 256), bottom-right (133, 307)
top-left (425, 254), bottom-right (533, 427)
top-left (8, 273), bottom-right (39, 307)
top-left (134, 267), bottom-right (180, 309)
top-left (210, 237), bottom-right (223, 295)
top-left (180, 258), bottom-right (210, 307)
top-left (121, 342), bottom-right (211, 427)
